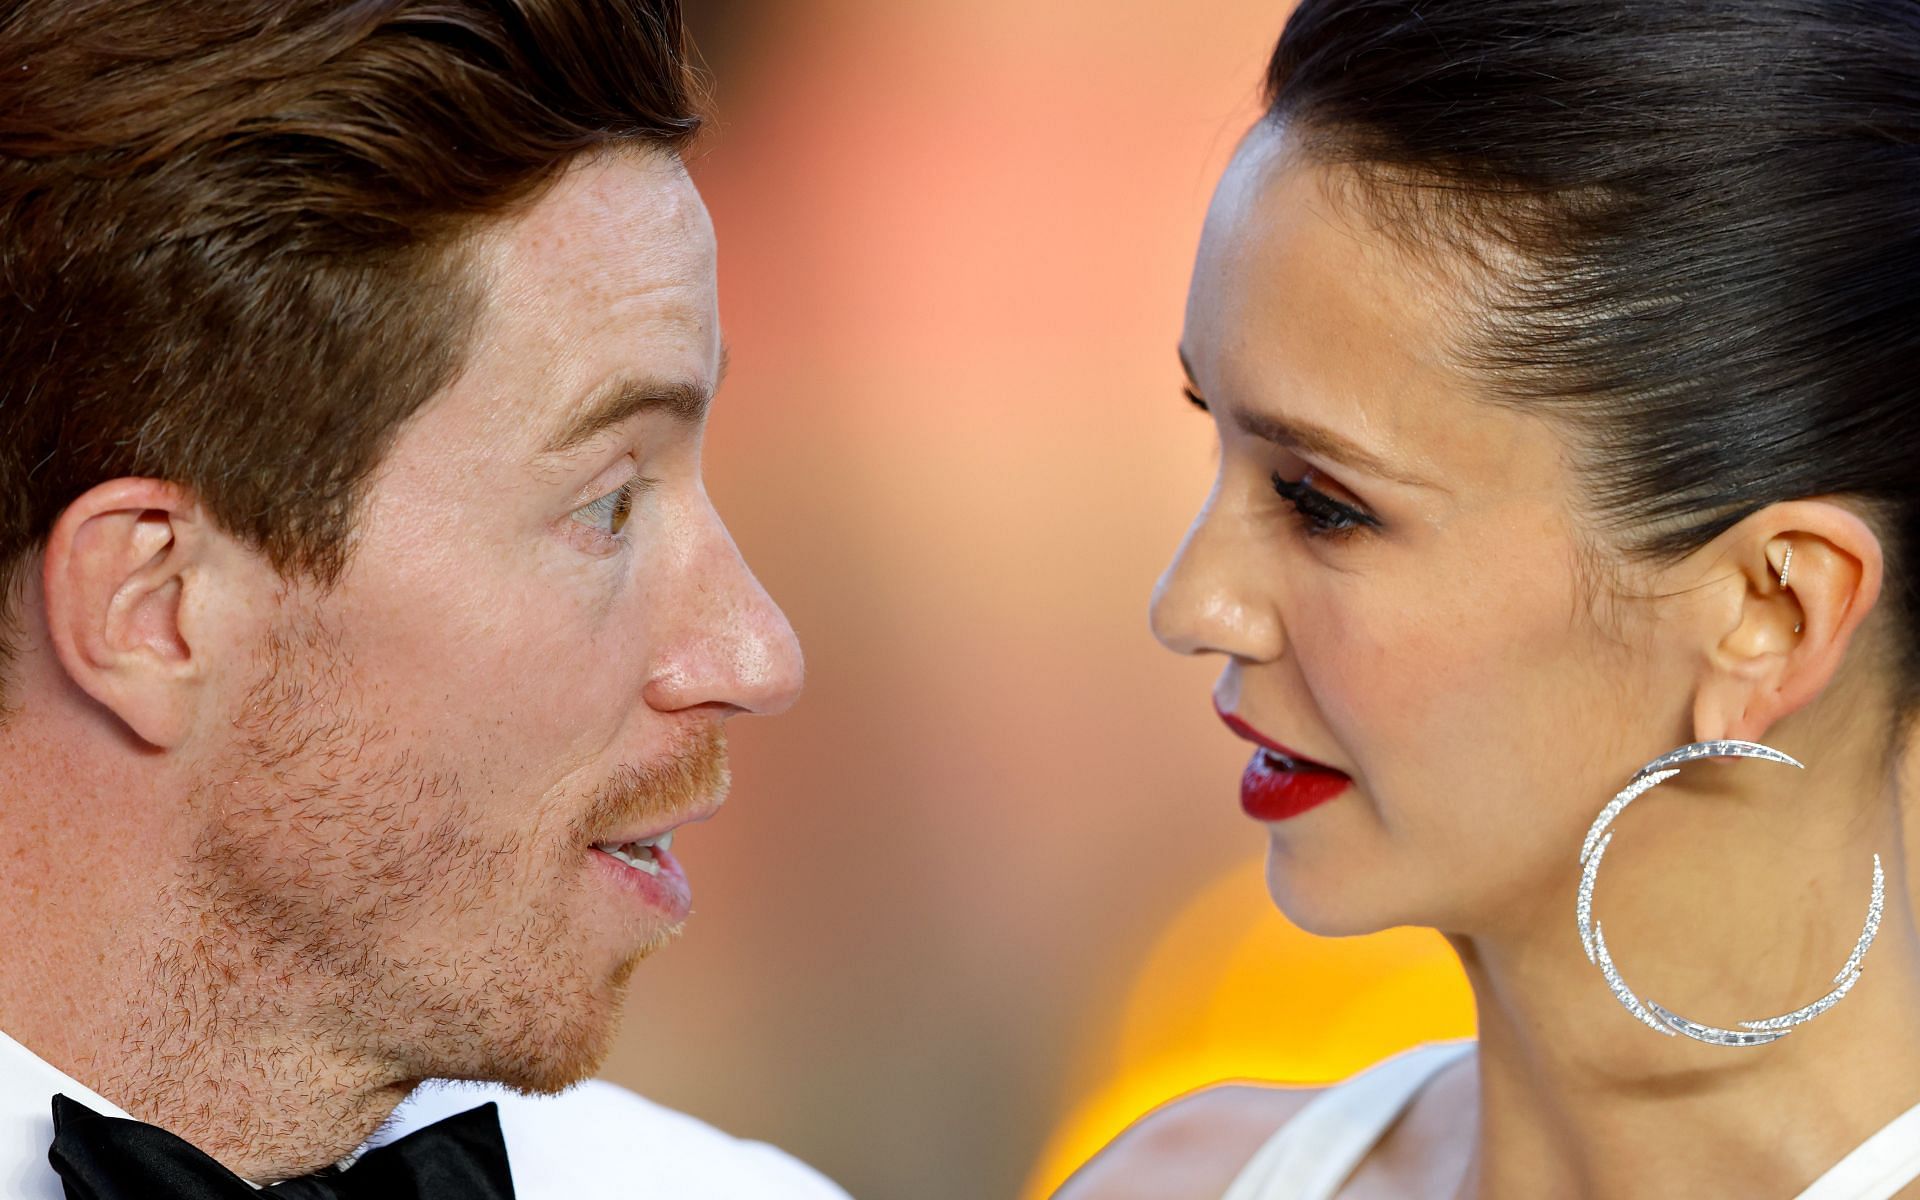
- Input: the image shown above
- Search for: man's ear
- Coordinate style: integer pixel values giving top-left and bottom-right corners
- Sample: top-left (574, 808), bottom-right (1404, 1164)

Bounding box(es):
top-left (41, 479), bottom-right (214, 749)
top-left (1690, 500), bottom-right (1884, 745)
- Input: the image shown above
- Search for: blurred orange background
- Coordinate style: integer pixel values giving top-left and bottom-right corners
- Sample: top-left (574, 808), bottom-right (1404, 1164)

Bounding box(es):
top-left (597, 4), bottom-right (1475, 1198)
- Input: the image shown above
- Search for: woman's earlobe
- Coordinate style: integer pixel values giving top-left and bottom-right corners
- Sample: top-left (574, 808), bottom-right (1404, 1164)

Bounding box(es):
top-left (1702, 508), bottom-right (1885, 746)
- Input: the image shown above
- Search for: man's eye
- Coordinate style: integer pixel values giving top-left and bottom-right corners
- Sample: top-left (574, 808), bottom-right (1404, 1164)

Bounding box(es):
top-left (572, 478), bottom-right (653, 537)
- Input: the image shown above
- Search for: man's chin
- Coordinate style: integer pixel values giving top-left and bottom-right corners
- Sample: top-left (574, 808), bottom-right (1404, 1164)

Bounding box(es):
top-left (472, 929), bottom-right (677, 1096)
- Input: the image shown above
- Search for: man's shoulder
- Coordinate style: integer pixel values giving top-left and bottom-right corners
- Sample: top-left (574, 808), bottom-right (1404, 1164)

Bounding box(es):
top-left (381, 1079), bottom-right (851, 1200)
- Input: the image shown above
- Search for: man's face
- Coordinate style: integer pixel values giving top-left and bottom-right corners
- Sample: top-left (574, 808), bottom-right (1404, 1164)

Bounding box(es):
top-left (187, 149), bottom-right (803, 1092)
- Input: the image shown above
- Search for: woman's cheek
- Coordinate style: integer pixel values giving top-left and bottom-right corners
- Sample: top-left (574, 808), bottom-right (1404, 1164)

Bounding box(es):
top-left (1314, 599), bottom-right (1468, 740)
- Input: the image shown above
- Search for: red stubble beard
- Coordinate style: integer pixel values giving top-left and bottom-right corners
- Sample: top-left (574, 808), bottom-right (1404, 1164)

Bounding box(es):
top-left (155, 613), bottom-right (731, 1104)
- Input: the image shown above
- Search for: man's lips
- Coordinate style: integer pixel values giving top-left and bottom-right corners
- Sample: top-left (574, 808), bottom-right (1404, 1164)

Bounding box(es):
top-left (588, 802), bottom-right (723, 920)
top-left (1214, 704), bottom-right (1352, 821)
top-left (592, 801), bottom-right (722, 852)
top-left (590, 841), bottom-right (692, 921)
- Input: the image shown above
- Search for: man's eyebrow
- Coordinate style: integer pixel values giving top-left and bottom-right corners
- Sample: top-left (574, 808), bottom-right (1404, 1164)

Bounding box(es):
top-left (1178, 347), bottom-right (1428, 488)
top-left (542, 375), bottom-right (713, 457)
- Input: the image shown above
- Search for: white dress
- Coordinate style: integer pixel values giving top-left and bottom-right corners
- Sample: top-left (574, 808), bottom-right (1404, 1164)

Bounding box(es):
top-left (1222, 1042), bottom-right (1920, 1200)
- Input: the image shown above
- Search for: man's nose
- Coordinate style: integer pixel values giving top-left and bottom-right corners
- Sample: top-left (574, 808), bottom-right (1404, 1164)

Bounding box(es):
top-left (643, 504), bottom-right (805, 717)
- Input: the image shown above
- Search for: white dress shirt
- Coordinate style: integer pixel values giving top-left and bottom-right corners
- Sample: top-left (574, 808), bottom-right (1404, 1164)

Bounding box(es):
top-left (1, 1027), bottom-right (850, 1199)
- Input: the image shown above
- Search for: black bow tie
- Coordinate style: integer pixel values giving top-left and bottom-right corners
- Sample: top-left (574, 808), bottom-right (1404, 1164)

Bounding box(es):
top-left (48, 1094), bottom-right (516, 1200)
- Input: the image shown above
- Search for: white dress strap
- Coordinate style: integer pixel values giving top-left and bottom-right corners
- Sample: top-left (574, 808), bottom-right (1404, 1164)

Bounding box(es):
top-left (1794, 1097), bottom-right (1920, 1200)
top-left (1221, 1042), bottom-right (1473, 1200)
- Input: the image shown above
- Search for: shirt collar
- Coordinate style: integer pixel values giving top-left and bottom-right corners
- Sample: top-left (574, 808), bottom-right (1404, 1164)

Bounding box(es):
top-left (0, 1026), bottom-right (133, 1199)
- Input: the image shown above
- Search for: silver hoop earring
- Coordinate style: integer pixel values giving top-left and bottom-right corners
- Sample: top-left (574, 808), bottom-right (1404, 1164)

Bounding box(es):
top-left (1576, 740), bottom-right (1884, 1047)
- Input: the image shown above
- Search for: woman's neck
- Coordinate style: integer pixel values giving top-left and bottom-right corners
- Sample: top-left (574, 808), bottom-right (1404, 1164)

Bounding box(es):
top-left (1444, 743), bottom-right (1920, 1200)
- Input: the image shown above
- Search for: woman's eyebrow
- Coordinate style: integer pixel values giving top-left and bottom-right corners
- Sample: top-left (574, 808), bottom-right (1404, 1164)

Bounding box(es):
top-left (1227, 405), bottom-right (1429, 488)
top-left (1179, 347), bottom-right (1429, 488)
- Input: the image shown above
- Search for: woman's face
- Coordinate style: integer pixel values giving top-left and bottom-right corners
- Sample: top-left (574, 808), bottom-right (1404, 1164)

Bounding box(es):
top-left (1155, 123), bottom-right (1704, 938)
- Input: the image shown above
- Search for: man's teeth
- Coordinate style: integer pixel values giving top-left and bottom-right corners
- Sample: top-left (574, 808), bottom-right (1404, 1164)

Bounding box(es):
top-left (596, 831), bottom-right (674, 876)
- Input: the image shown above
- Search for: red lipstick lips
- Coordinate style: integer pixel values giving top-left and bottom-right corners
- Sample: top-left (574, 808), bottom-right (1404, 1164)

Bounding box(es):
top-left (1216, 706), bottom-right (1352, 822)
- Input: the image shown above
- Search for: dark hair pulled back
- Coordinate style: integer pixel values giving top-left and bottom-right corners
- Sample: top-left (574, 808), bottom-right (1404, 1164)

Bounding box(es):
top-left (1267, 0), bottom-right (1920, 710)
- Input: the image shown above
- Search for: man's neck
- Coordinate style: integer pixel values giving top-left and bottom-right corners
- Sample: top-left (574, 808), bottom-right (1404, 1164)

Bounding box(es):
top-left (89, 1029), bottom-right (414, 1182)
top-left (0, 856), bottom-right (413, 1181)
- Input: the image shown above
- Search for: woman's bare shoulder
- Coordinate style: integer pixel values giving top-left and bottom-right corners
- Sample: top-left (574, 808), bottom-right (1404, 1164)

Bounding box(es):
top-left (1050, 1082), bottom-right (1324, 1200)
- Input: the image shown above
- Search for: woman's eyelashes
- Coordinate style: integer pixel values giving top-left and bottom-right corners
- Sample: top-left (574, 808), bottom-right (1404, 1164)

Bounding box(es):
top-left (571, 476), bottom-right (656, 539)
top-left (1183, 386), bottom-right (1380, 539)
top-left (1272, 471), bottom-right (1380, 538)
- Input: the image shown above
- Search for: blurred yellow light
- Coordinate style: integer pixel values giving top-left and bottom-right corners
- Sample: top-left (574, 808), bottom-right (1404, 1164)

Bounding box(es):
top-left (1025, 856), bottom-right (1476, 1199)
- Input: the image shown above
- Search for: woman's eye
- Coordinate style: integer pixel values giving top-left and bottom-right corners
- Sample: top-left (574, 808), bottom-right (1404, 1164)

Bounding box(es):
top-left (1272, 471), bottom-right (1380, 539)
top-left (571, 478), bottom-right (653, 538)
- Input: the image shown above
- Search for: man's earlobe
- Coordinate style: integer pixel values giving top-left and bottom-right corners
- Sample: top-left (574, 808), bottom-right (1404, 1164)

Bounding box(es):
top-left (41, 479), bottom-right (208, 749)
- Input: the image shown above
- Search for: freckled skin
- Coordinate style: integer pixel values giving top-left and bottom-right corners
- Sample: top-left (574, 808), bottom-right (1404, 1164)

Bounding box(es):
top-left (1064, 123), bottom-right (1920, 1200)
top-left (0, 150), bottom-right (803, 1181)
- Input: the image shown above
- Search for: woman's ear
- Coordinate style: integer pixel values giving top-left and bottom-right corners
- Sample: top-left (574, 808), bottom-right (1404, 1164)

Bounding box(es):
top-left (1690, 501), bottom-right (1884, 745)
top-left (40, 479), bottom-right (213, 749)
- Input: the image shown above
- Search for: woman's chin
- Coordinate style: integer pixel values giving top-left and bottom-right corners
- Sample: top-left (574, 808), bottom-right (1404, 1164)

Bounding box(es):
top-left (1264, 856), bottom-right (1420, 939)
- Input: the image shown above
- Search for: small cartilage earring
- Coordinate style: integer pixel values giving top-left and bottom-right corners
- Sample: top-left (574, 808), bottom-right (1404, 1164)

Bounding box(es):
top-left (1781, 547), bottom-right (1802, 634)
